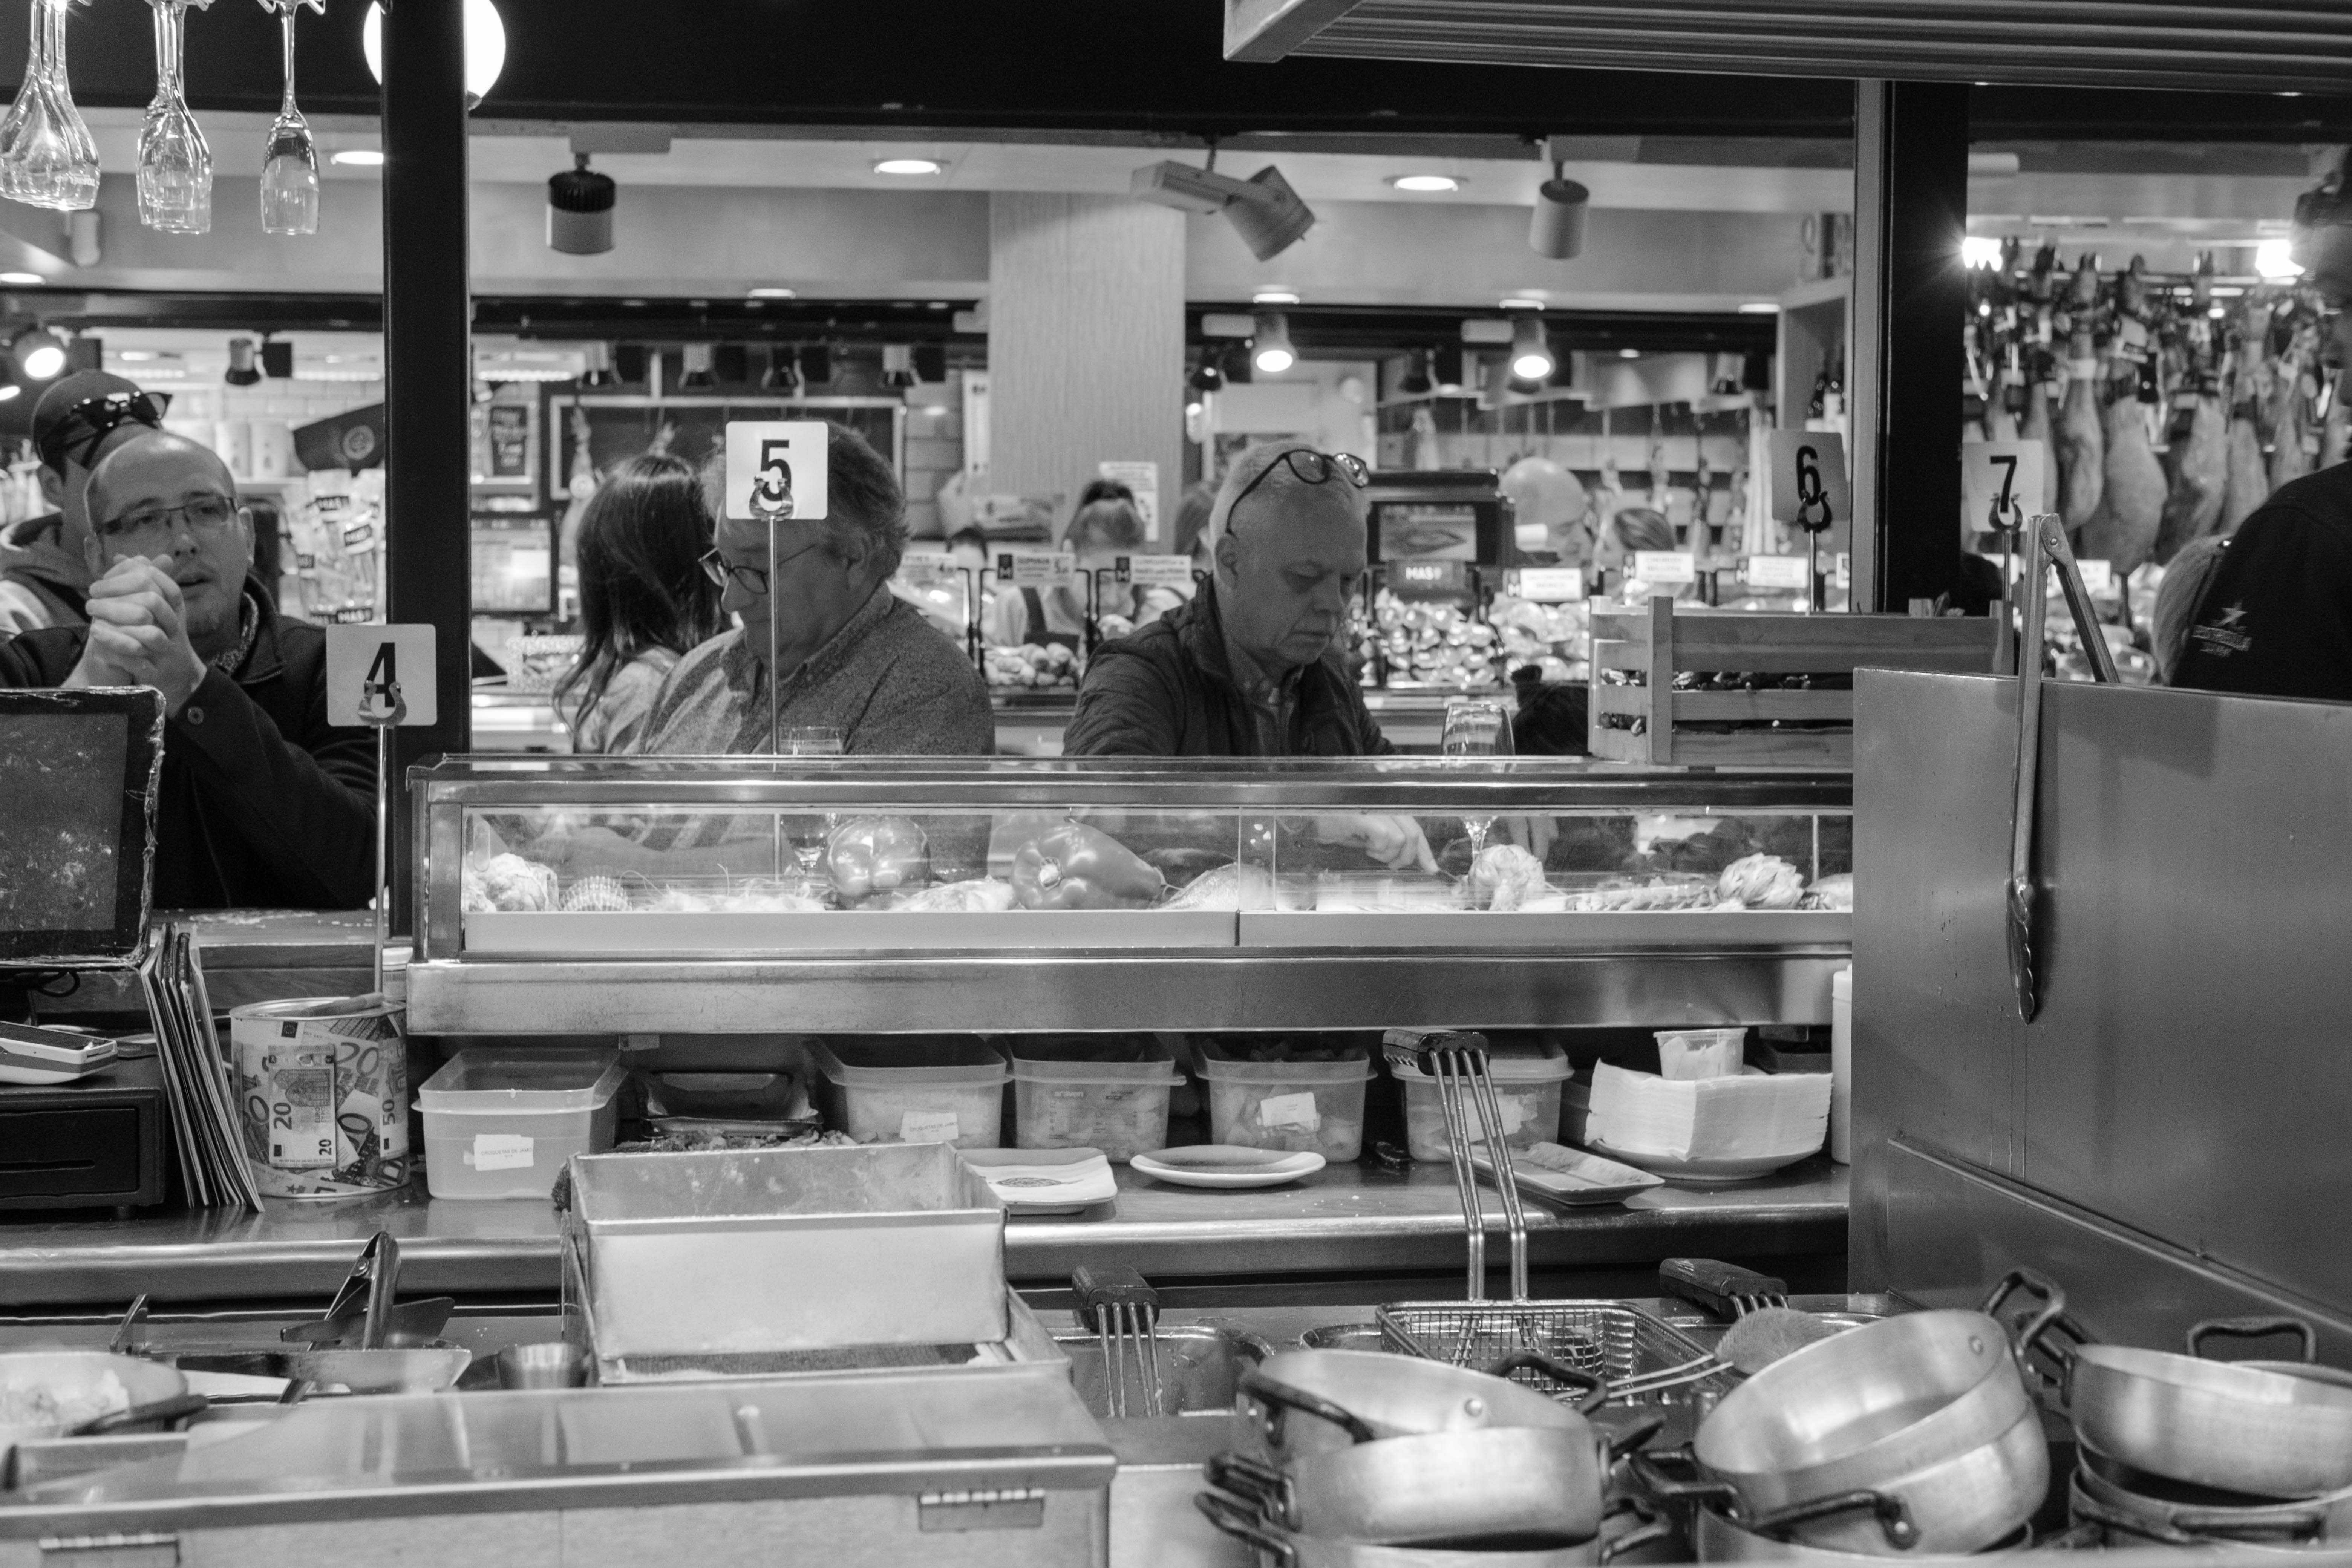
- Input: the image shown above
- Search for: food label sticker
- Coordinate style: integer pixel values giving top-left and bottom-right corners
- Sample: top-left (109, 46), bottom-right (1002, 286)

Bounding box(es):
top-left (267, 1064), bottom-right (337, 1168)
top-left (469, 1133), bottom-right (535, 1171)
top-left (1512, 567), bottom-right (1585, 602)
top-left (722, 421), bottom-right (829, 522)
top-left (1257, 1091), bottom-right (1320, 1131)
top-left (997, 549), bottom-right (1076, 587)
top-left (1633, 550), bottom-right (1697, 585)
top-left (1745, 554), bottom-right (1813, 590)
top-left (2076, 559), bottom-right (2115, 593)
top-left (1962, 440), bottom-right (2047, 536)
top-left (900, 1109), bottom-right (963, 1143)
top-left (325, 625), bottom-right (438, 727)
top-left (1122, 554), bottom-right (1196, 589)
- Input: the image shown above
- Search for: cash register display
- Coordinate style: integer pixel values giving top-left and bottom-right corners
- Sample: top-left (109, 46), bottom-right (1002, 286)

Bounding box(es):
top-left (0, 693), bottom-right (164, 962)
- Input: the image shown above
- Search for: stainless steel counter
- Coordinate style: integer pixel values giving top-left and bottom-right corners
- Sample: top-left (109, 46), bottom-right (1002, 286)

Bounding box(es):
top-left (0, 1158), bottom-right (1844, 1309)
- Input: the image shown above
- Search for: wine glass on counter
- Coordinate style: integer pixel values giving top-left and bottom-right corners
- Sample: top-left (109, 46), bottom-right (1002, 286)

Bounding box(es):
top-left (0, 0), bottom-right (101, 212)
top-left (1442, 696), bottom-right (1513, 863)
top-left (138, 0), bottom-right (214, 234)
top-left (258, 0), bottom-right (323, 236)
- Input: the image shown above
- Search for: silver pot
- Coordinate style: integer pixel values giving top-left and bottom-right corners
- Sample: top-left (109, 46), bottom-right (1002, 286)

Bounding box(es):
top-left (1693, 1271), bottom-right (2063, 1555)
top-left (2065, 1317), bottom-right (2352, 1501)
top-left (1196, 1489), bottom-right (1669, 1568)
top-left (1694, 1500), bottom-right (2033, 1564)
top-left (2072, 1442), bottom-right (2347, 1549)
top-left (1240, 1349), bottom-right (1586, 1465)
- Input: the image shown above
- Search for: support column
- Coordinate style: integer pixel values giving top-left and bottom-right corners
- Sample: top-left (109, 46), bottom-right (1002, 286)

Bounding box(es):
top-left (1848, 80), bottom-right (1969, 613)
top-left (987, 194), bottom-right (1186, 537)
top-left (380, 0), bottom-right (472, 933)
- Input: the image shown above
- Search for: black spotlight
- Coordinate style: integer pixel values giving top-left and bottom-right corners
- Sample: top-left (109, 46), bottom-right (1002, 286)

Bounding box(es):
top-left (612, 344), bottom-right (648, 384)
top-left (798, 345), bottom-right (834, 387)
top-left (548, 154), bottom-right (617, 256)
top-left (1396, 350), bottom-right (1433, 397)
top-left (1188, 352), bottom-right (1226, 395)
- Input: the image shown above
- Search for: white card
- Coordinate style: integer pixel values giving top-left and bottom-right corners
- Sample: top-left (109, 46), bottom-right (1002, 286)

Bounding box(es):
top-left (1746, 554), bottom-right (1813, 590)
top-left (324, 624), bottom-right (437, 727)
top-left (899, 1109), bottom-right (963, 1143)
top-left (722, 421), bottom-right (830, 522)
top-left (469, 1133), bottom-right (535, 1171)
top-left (1770, 430), bottom-right (1851, 533)
top-left (1257, 1091), bottom-right (1320, 1131)
top-left (1634, 550), bottom-right (1698, 585)
top-left (1512, 567), bottom-right (1585, 602)
top-left (1962, 439), bottom-right (2047, 535)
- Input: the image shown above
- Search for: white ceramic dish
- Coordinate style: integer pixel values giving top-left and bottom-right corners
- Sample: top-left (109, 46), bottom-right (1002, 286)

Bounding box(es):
top-left (1583, 1136), bottom-right (1814, 1183)
top-left (1129, 1146), bottom-right (1326, 1189)
top-left (1472, 1142), bottom-right (1664, 1206)
top-left (958, 1147), bottom-right (1118, 1213)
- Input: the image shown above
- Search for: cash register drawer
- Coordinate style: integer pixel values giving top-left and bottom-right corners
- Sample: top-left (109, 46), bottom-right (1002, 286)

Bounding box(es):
top-left (0, 1052), bottom-right (168, 1210)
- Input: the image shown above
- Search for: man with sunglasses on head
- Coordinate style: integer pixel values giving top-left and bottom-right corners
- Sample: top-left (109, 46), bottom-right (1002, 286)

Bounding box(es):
top-left (1066, 439), bottom-right (1437, 871)
top-left (0, 430), bottom-right (374, 910)
top-left (0, 372), bottom-right (168, 636)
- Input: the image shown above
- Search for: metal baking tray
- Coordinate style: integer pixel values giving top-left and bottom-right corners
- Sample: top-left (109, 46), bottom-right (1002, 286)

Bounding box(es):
top-left (562, 1144), bottom-right (1007, 1360)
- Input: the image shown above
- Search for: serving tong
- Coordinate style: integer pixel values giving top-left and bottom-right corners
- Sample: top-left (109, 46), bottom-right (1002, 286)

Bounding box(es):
top-left (281, 1232), bottom-right (455, 1349)
top-left (1073, 1263), bottom-right (1164, 1418)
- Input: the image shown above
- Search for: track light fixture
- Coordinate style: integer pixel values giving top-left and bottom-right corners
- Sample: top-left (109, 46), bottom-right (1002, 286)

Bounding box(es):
top-left (547, 153), bottom-right (616, 256)
top-left (1251, 313), bottom-right (1296, 376)
top-left (1189, 352), bottom-right (1226, 395)
top-left (1396, 350), bottom-right (1433, 397)
top-left (1528, 145), bottom-right (1591, 260)
top-left (676, 342), bottom-right (716, 391)
top-left (224, 336), bottom-right (262, 387)
top-left (9, 325), bottom-right (65, 383)
top-left (1509, 317), bottom-right (1556, 382)
top-left (880, 344), bottom-right (919, 390)
top-left (1131, 146), bottom-right (1316, 261)
top-left (577, 341), bottom-right (618, 390)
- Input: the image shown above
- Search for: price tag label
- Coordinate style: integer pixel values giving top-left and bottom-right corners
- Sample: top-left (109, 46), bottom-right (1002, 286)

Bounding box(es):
top-left (469, 1133), bottom-right (536, 1172)
top-left (1121, 554), bottom-right (1196, 590)
top-left (722, 421), bottom-right (830, 521)
top-left (1393, 559), bottom-right (1470, 595)
top-left (2076, 559), bottom-right (2115, 593)
top-left (1770, 430), bottom-right (1851, 533)
top-left (1257, 1092), bottom-right (1320, 1132)
top-left (1745, 554), bottom-right (1813, 590)
top-left (1834, 552), bottom-right (1852, 590)
top-left (896, 554), bottom-right (965, 591)
top-left (997, 549), bottom-right (1076, 587)
top-left (325, 624), bottom-right (438, 727)
top-left (1634, 550), bottom-right (1698, 585)
top-left (1511, 567), bottom-right (1585, 602)
top-left (1962, 439), bottom-right (2047, 536)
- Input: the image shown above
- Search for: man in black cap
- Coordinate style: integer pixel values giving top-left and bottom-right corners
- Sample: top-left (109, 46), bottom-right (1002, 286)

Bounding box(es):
top-left (0, 371), bottom-right (168, 635)
top-left (2171, 151), bottom-right (2352, 703)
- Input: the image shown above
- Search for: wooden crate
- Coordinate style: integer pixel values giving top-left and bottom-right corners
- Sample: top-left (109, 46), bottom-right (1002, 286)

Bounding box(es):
top-left (1587, 597), bottom-right (2000, 766)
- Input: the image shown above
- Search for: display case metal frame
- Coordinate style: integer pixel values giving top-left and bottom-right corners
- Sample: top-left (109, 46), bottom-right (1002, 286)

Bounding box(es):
top-left (407, 756), bottom-right (1851, 1036)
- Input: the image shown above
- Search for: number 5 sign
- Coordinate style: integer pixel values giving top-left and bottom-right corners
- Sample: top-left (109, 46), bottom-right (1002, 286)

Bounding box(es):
top-left (325, 625), bottom-right (438, 727)
top-left (1769, 430), bottom-right (1852, 535)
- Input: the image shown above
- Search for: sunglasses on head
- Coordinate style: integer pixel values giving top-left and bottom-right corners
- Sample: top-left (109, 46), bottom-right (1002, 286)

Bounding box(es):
top-left (1228, 448), bottom-right (1371, 516)
top-left (39, 390), bottom-right (170, 473)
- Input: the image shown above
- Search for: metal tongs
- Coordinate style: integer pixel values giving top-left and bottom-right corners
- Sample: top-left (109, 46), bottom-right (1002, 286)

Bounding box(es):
top-left (1383, 1029), bottom-right (1528, 1302)
top-left (1072, 1264), bottom-right (1164, 1419)
top-left (2008, 512), bottom-right (2117, 1022)
top-left (281, 1232), bottom-right (454, 1349)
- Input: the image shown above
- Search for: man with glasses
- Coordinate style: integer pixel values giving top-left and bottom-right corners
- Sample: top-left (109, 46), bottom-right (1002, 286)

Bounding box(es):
top-left (0, 372), bottom-right (168, 635)
top-left (0, 430), bottom-right (374, 910)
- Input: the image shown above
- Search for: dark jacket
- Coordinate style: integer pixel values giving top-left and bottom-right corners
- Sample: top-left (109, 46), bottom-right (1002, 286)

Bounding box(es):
top-left (0, 585), bottom-right (377, 910)
top-left (2170, 466), bottom-right (2352, 704)
top-left (0, 512), bottom-right (90, 635)
top-left (1064, 580), bottom-right (1392, 757)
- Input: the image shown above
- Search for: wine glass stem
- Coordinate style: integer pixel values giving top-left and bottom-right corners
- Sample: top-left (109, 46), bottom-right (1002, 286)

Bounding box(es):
top-left (152, 2), bottom-right (184, 104)
top-left (279, 8), bottom-right (298, 117)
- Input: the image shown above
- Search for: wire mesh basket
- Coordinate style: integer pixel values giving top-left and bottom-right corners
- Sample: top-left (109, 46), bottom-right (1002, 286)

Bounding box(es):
top-left (1374, 1300), bottom-right (1733, 1404)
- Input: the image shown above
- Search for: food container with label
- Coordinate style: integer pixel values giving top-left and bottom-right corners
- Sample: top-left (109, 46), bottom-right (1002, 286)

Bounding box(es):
top-left (1006, 1035), bottom-right (1181, 1162)
top-left (415, 1047), bottom-right (627, 1200)
top-left (229, 994), bottom-right (412, 1199)
top-left (1196, 1039), bottom-right (1372, 1160)
top-left (1391, 1037), bottom-right (1572, 1162)
top-left (806, 1035), bottom-right (1007, 1148)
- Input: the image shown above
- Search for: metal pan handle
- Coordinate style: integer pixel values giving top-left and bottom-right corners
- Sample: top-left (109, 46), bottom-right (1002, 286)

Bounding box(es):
top-left (1483, 1349), bottom-right (1607, 1413)
top-left (1599, 1517), bottom-right (1676, 1564)
top-left (1980, 1267), bottom-right (2068, 1357)
top-left (2187, 1317), bottom-right (2318, 1364)
top-left (1747, 1490), bottom-right (1920, 1551)
top-left (1196, 1490), bottom-right (1297, 1568)
top-left (2168, 1507), bottom-right (2329, 1544)
top-left (2070, 1494), bottom-right (2203, 1547)
top-left (1202, 1453), bottom-right (1297, 1528)
top-left (1237, 1369), bottom-right (1378, 1447)
top-left (1603, 1412), bottom-right (1668, 1464)
top-left (70, 1392), bottom-right (209, 1438)
top-left (1625, 1450), bottom-right (1738, 1508)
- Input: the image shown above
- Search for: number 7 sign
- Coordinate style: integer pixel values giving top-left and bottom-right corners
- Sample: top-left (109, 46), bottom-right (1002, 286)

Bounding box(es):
top-left (1962, 439), bottom-right (2047, 538)
top-left (325, 625), bottom-right (439, 727)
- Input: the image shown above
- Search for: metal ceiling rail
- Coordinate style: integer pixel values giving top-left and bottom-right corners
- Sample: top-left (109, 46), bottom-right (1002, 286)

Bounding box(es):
top-left (1224, 1), bottom-right (2352, 95)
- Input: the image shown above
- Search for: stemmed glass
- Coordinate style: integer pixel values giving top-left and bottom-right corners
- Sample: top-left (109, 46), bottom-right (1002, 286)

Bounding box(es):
top-left (138, 0), bottom-right (214, 234)
top-left (258, 0), bottom-right (323, 236)
top-left (1442, 697), bottom-right (1514, 862)
top-left (0, 0), bottom-right (101, 212)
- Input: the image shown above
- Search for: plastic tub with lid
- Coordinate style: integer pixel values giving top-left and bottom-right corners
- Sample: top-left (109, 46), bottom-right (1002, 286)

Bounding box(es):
top-left (1389, 1038), bottom-right (1572, 1162)
top-left (416, 1047), bottom-right (627, 1199)
top-left (1007, 1035), bottom-right (1182, 1162)
top-left (1195, 1039), bottom-right (1372, 1160)
top-left (807, 1035), bottom-right (1007, 1148)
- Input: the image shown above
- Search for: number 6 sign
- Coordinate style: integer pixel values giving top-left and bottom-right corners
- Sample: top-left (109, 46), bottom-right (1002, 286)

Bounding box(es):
top-left (1769, 430), bottom-right (1852, 534)
top-left (325, 625), bottom-right (438, 727)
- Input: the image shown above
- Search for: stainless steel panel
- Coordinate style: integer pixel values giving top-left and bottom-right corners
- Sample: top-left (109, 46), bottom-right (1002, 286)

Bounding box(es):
top-left (1851, 671), bottom-right (2352, 1317)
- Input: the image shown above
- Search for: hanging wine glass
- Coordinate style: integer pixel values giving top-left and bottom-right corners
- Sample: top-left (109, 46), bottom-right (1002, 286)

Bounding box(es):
top-left (137, 0), bottom-right (214, 234)
top-left (257, 0), bottom-right (322, 235)
top-left (0, 0), bottom-right (101, 212)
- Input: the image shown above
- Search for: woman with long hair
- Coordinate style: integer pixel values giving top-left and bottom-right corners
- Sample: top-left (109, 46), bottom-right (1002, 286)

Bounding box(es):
top-left (555, 453), bottom-right (726, 753)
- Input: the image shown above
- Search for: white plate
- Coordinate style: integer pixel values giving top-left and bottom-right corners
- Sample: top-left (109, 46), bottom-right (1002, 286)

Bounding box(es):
top-left (1472, 1143), bottom-right (1663, 1206)
top-left (1584, 1137), bottom-right (1818, 1183)
top-left (958, 1148), bottom-right (1118, 1213)
top-left (1130, 1147), bottom-right (1327, 1189)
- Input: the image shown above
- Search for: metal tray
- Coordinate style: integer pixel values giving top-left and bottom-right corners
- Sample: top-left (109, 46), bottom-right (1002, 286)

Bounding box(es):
top-left (1374, 1299), bottom-right (1733, 1404)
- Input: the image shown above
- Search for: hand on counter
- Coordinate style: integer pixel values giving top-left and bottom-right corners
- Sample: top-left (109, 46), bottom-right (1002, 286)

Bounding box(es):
top-left (1314, 813), bottom-right (1440, 873)
top-left (66, 554), bottom-right (208, 716)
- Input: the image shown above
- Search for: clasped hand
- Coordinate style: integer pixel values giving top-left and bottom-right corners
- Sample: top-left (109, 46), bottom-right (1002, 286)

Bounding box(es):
top-left (66, 554), bottom-right (208, 715)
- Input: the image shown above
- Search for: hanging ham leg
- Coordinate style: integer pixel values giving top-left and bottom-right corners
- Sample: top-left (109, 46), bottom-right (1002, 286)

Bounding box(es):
top-left (2267, 322), bottom-right (2318, 495)
top-left (2154, 388), bottom-right (2228, 562)
top-left (2323, 369), bottom-right (2350, 469)
top-left (2221, 325), bottom-right (2273, 533)
top-left (2021, 374), bottom-right (2059, 513)
top-left (2055, 330), bottom-right (2105, 537)
top-left (2080, 361), bottom-right (2165, 574)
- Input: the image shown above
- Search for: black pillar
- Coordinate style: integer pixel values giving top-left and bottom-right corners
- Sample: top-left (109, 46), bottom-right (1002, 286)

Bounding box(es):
top-left (380, 0), bottom-right (472, 933)
top-left (1848, 80), bottom-right (1968, 613)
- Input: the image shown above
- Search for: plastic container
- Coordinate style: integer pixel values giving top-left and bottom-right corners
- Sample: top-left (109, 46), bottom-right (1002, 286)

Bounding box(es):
top-left (1656, 1027), bottom-right (1746, 1081)
top-left (416, 1047), bottom-right (626, 1200)
top-left (1390, 1038), bottom-right (1572, 1162)
top-left (806, 1035), bottom-right (1007, 1148)
top-left (1196, 1040), bottom-right (1372, 1160)
top-left (1007, 1035), bottom-right (1181, 1162)
top-left (1830, 967), bottom-right (1853, 1164)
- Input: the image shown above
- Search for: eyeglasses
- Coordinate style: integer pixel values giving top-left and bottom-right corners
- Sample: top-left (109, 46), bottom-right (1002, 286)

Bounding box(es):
top-left (97, 493), bottom-right (239, 546)
top-left (39, 390), bottom-right (169, 474)
top-left (1228, 448), bottom-right (1371, 518)
top-left (699, 537), bottom-right (825, 595)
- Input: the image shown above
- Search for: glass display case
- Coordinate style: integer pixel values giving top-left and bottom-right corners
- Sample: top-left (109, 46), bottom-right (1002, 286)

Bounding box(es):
top-left (408, 758), bottom-right (1851, 1035)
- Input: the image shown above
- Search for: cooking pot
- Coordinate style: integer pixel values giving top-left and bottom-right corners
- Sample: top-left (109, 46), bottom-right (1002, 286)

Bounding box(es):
top-left (1692, 1500), bottom-right (2034, 1565)
top-left (2071, 1441), bottom-right (2346, 1549)
top-left (1240, 1349), bottom-right (1587, 1464)
top-left (2064, 1316), bottom-right (2352, 1500)
top-left (1693, 1271), bottom-right (2063, 1555)
top-left (1196, 1488), bottom-right (1669, 1568)
top-left (0, 1352), bottom-right (192, 1466)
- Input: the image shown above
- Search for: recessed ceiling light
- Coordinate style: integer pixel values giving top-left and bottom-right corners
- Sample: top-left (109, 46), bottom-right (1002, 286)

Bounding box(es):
top-left (118, 350), bottom-right (156, 361)
top-left (0, 271), bottom-right (43, 286)
top-left (747, 286), bottom-right (796, 299)
top-left (1618, 348), bottom-right (1641, 360)
top-left (1738, 302), bottom-right (1781, 314)
top-left (1252, 289), bottom-right (1300, 306)
top-left (874, 157), bottom-right (942, 176)
top-left (1500, 297), bottom-right (1544, 311)
top-left (331, 149), bottom-right (386, 167)
top-left (1388, 174), bottom-right (1462, 193)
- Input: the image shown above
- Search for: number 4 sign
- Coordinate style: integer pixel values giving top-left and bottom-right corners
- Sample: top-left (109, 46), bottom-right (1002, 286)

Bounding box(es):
top-left (325, 625), bottom-right (438, 727)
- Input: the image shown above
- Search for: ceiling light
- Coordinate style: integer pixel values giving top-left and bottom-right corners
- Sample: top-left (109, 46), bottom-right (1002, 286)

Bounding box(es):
top-left (362, 0), bottom-right (505, 107)
top-left (0, 382), bottom-right (18, 404)
top-left (1500, 296), bottom-right (1545, 311)
top-left (1185, 398), bottom-right (1204, 418)
top-left (1961, 236), bottom-right (2003, 269)
top-left (747, 286), bottom-right (795, 299)
top-left (330, 149), bottom-right (385, 168)
top-left (224, 337), bottom-right (262, 387)
top-left (0, 271), bottom-right (43, 286)
top-left (1188, 352), bottom-right (1226, 395)
top-left (677, 342), bottom-right (716, 391)
top-left (873, 157), bottom-right (943, 176)
top-left (1251, 312), bottom-right (1296, 375)
top-left (1252, 289), bottom-right (1300, 306)
top-left (759, 347), bottom-right (803, 395)
top-left (577, 341), bottom-right (618, 390)
top-left (1132, 156), bottom-right (1315, 261)
top-left (1509, 316), bottom-right (1555, 382)
top-left (2256, 239), bottom-right (2304, 279)
top-left (1617, 347), bottom-right (1641, 360)
top-left (1389, 174), bottom-right (1462, 193)
top-left (1529, 167), bottom-right (1590, 260)
top-left (9, 326), bottom-right (65, 383)
top-left (1738, 302), bottom-right (1781, 314)
top-left (1396, 351), bottom-right (1433, 397)
top-left (881, 344), bottom-right (919, 390)
top-left (548, 154), bottom-right (616, 255)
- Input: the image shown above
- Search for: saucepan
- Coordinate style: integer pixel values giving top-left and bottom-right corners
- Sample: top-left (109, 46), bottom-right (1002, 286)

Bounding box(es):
top-left (1692, 1270), bottom-right (2064, 1555)
top-left (1195, 1489), bottom-right (1671, 1568)
top-left (2064, 1315), bottom-right (2352, 1501)
top-left (2071, 1440), bottom-right (2347, 1548)
top-left (1239, 1348), bottom-right (1590, 1465)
